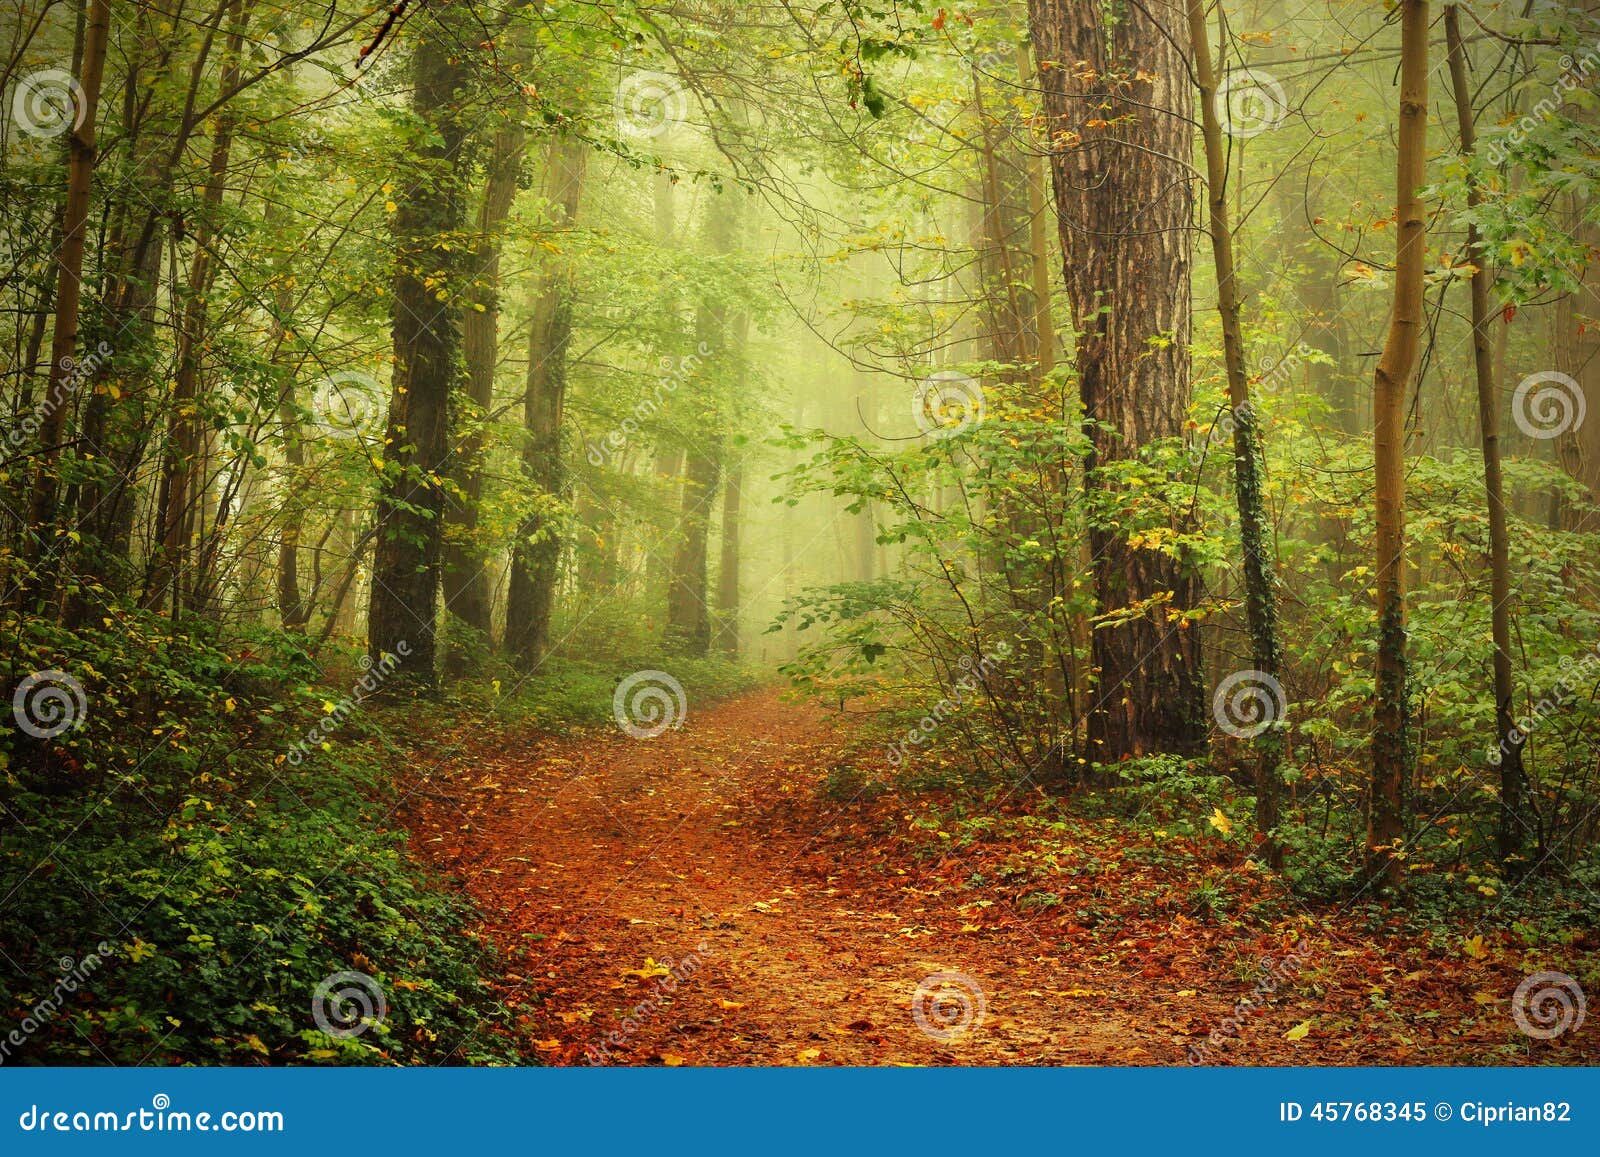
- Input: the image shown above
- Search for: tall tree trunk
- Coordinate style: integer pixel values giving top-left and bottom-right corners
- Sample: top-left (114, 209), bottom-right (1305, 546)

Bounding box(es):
top-left (367, 14), bottom-right (473, 683)
top-left (444, 124), bottom-right (525, 671)
top-left (1026, 0), bottom-right (1206, 760)
top-left (1444, 7), bottom-right (1526, 867)
top-left (504, 137), bottom-right (586, 669)
top-left (1369, 0), bottom-right (1430, 888)
top-left (715, 463), bottom-right (742, 656)
top-left (147, 2), bottom-right (245, 616)
top-left (664, 199), bottom-right (736, 657)
top-left (25, 0), bottom-right (111, 578)
top-left (1188, 0), bottom-right (1286, 867)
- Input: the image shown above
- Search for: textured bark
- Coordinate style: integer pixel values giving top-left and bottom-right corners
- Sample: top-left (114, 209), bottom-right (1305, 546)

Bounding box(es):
top-left (1369, 0), bottom-right (1430, 888)
top-left (1188, 0), bottom-right (1285, 865)
top-left (504, 137), bottom-right (586, 669)
top-left (1445, 7), bottom-right (1526, 867)
top-left (1026, 0), bottom-right (1206, 760)
top-left (444, 124), bottom-right (525, 668)
top-left (25, 0), bottom-right (110, 572)
top-left (367, 15), bottom-right (473, 683)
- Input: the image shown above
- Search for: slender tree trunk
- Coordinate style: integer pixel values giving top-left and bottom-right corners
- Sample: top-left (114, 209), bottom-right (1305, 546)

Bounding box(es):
top-left (1369, 0), bottom-right (1430, 888)
top-left (504, 137), bottom-right (586, 669)
top-left (444, 124), bottom-right (525, 670)
top-left (1026, 0), bottom-right (1206, 760)
top-left (1188, 0), bottom-right (1286, 867)
top-left (1444, 7), bottom-right (1526, 867)
top-left (715, 463), bottom-right (742, 657)
top-left (368, 14), bottom-right (473, 682)
top-left (25, 0), bottom-right (111, 574)
top-left (148, 2), bottom-right (245, 615)
top-left (664, 200), bottom-right (736, 657)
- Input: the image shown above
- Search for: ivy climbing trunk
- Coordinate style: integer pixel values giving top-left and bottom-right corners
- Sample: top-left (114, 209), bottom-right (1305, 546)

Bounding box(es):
top-left (1188, 0), bottom-right (1286, 867)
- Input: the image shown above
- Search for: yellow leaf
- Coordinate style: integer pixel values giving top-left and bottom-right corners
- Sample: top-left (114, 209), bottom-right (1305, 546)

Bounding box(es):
top-left (244, 1033), bottom-right (269, 1055)
top-left (796, 1047), bottom-right (822, 1063)
top-left (660, 1053), bottom-right (686, 1066)
top-left (620, 957), bottom-right (672, 980)
top-left (1462, 934), bottom-right (1488, 959)
top-left (715, 999), bottom-right (745, 1010)
top-left (534, 1039), bottom-right (561, 1052)
top-left (1209, 807), bottom-right (1233, 835)
top-left (1283, 1021), bottom-right (1311, 1041)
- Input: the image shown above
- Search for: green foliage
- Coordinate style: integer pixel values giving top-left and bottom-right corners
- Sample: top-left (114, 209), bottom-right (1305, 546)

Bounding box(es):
top-left (0, 611), bottom-right (516, 1065)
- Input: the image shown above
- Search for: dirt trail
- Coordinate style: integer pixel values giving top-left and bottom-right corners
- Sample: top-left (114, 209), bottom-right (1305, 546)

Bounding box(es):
top-left (403, 689), bottom-right (1156, 1065)
top-left (404, 689), bottom-right (1595, 1066)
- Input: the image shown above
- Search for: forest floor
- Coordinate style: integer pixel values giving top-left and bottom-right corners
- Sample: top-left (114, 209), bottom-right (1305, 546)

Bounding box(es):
top-left (399, 689), bottom-right (1597, 1066)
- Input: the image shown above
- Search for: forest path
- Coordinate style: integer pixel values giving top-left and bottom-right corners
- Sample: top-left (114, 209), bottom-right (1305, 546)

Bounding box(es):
top-left (402, 688), bottom-right (1160, 1065)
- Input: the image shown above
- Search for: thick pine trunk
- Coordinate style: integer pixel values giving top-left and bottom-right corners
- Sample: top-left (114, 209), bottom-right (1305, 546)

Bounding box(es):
top-left (1026, 0), bottom-right (1206, 760)
top-left (367, 16), bottom-right (473, 682)
top-left (1368, 0), bottom-right (1430, 888)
